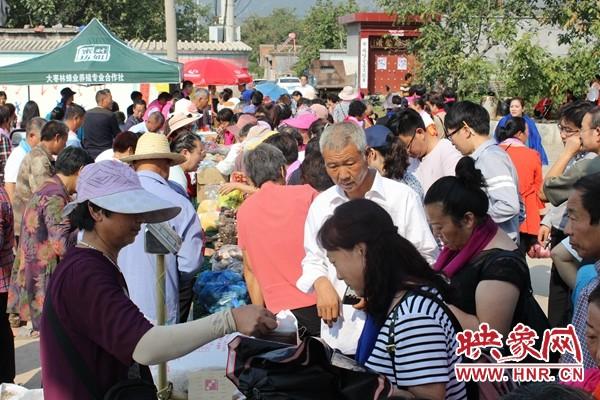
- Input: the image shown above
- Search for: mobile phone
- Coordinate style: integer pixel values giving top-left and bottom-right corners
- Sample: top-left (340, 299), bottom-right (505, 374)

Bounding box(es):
top-left (342, 287), bottom-right (361, 305)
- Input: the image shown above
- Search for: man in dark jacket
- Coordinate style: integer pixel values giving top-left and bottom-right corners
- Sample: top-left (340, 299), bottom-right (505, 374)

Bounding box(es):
top-left (82, 89), bottom-right (120, 158)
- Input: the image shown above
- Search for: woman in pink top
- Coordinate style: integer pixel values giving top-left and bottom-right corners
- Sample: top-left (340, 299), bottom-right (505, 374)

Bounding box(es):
top-left (236, 143), bottom-right (320, 338)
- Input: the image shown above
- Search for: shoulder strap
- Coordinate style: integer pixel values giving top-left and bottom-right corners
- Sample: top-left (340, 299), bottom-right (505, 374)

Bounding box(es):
top-left (44, 295), bottom-right (102, 400)
top-left (386, 289), bottom-right (463, 376)
top-left (409, 289), bottom-right (463, 334)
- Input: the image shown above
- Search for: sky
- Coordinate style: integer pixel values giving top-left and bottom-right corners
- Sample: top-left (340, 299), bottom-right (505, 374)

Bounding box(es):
top-left (198, 0), bottom-right (380, 22)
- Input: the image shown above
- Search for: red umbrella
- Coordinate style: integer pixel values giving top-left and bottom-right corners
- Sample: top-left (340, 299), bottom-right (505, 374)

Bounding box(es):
top-left (183, 58), bottom-right (253, 86)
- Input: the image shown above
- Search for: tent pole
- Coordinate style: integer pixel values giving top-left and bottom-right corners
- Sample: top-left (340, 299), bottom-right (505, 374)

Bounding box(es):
top-left (27, 86), bottom-right (30, 102)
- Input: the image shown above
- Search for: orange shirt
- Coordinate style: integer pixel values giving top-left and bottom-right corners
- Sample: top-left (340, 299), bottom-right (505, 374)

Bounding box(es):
top-left (500, 142), bottom-right (544, 235)
top-left (237, 182), bottom-right (318, 313)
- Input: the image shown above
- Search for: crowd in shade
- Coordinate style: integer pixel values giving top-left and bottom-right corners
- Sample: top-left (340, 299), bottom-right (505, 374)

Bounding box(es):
top-left (0, 73), bottom-right (599, 400)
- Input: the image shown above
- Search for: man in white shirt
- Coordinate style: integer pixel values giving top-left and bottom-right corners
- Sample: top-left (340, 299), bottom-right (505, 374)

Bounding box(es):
top-left (390, 108), bottom-right (462, 193)
top-left (64, 104), bottom-right (86, 148)
top-left (129, 111), bottom-right (164, 135)
top-left (296, 122), bottom-right (439, 355)
top-left (4, 117), bottom-right (44, 203)
top-left (297, 75), bottom-right (316, 100)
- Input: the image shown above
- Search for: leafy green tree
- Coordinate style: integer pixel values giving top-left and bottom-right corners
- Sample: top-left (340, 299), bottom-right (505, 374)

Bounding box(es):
top-left (542, 0), bottom-right (600, 45)
top-left (499, 34), bottom-right (551, 106)
top-left (5, 0), bottom-right (210, 41)
top-left (240, 8), bottom-right (302, 76)
top-left (377, 0), bottom-right (538, 97)
top-left (294, 0), bottom-right (359, 75)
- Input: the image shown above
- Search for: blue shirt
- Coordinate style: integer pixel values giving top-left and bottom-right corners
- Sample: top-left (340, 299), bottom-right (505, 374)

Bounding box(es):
top-left (118, 170), bottom-right (203, 324)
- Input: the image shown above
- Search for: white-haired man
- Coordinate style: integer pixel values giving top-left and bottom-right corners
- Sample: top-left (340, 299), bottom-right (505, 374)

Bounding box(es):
top-left (297, 122), bottom-right (439, 355)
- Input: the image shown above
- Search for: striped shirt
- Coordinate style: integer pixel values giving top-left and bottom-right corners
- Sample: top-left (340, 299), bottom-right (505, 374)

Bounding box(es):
top-left (365, 289), bottom-right (467, 400)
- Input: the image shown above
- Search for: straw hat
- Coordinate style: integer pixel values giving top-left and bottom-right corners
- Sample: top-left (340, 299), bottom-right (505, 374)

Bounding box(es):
top-left (338, 86), bottom-right (359, 101)
top-left (121, 132), bottom-right (186, 166)
top-left (168, 112), bottom-right (201, 133)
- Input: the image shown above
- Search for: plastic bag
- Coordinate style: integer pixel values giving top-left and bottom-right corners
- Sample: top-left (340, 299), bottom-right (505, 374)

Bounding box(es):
top-left (194, 270), bottom-right (248, 314)
top-left (211, 244), bottom-right (243, 274)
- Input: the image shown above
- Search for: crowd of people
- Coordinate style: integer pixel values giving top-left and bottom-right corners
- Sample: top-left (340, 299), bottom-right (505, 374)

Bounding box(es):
top-left (0, 77), bottom-right (599, 400)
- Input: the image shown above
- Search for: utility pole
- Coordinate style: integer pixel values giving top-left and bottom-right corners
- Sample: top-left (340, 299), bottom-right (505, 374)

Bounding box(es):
top-left (164, 0), bottom-right (178, 61)
top-left (224, 0), bottom-right (235, 42)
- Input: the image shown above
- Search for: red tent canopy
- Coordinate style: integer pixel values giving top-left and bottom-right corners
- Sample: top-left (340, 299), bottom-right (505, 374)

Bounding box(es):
top-left (183, 58), bottom-right (252, 86)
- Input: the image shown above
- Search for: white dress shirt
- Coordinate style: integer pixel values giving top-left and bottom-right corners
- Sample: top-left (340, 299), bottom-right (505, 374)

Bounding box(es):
top-left (297, 171), bottom-right (439, 354)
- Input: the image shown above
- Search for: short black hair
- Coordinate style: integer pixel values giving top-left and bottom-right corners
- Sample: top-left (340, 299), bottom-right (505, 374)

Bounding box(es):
top-left (326, 93), bottom-right (339, 103)
top-left (133, 98), bottom-right (146, 107)
top-left (217, 108), bottom-right (235, 124)
top-left (301, 152), bottom-right (334, 192)
top-left (65, 104), bottom-right (86, 121)
top-left (264, 133), bottom-right (299, 164)
top-left (0, 91), bottom-right (6, 98)
top-left (113, 131), bottom-right (139, 153)
top-left (408, 84), bottom-right (427, 97)
top-left (0, 105), bottom-right (11, 125)
top-left (40, 120), bottom-right (68, 141)
top-left (55, 147), bottom-right (94, 175)
top-left (130, 91), bottom-right (143, 101)
top-left (573, 172), bottom-right (600, 225)
top-left (158, 92), bottom-right (172, 102)
top-left (291, 90), bottom-right (302, 98)
top-left (559, 100), bottom-right (596, 128)
top-left (386, 108), bottom-right (425, 137)
top-left (251, 91), bottom-right (263, 106)
top-left (50, 106), bottom-right (64, 121)
top-left (348, 100), bottom-right (366, 117)
top-left (70, 201), bottom-right (113, 231)
top-left (445, 100), bottom-right (490, 136)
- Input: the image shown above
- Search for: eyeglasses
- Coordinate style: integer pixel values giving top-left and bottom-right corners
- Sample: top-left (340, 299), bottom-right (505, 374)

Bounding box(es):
top-left (557, 124), bottom-right (580, 136)
top-left (446, 121), bottom-right (469, 140)
top-left (406, 131), bottom-right (417, 151)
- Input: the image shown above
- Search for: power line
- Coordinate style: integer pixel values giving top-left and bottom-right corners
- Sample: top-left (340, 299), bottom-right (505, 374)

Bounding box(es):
top-left (236, 0), bottom-right (252, 18)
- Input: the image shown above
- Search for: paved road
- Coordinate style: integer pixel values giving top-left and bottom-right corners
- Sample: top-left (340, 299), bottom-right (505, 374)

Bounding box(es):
top-left (13, 123), bottom-right (565, 389)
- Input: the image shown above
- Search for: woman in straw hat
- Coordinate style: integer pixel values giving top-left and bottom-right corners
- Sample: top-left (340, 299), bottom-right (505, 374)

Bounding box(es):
top-left (39, 160), bottom-right (276, 399)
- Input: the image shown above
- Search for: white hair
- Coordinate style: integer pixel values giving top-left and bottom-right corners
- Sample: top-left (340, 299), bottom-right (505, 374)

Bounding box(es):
top-left (319, 122), bottom-right (367, 154)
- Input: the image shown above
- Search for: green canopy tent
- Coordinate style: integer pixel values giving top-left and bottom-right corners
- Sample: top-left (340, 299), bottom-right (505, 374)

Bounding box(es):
top-left (0, 18), bottom-right (181, 85)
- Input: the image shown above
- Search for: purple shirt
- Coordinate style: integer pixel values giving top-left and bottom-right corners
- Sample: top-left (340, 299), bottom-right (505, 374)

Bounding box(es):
top-left (40, 247), bottom-right (153, 399)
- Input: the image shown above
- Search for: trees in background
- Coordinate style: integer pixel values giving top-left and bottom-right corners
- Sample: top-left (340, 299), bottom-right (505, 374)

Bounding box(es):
top-left (377, 0), bottom-right (600, 109)
top-left (4, 0), bottom-right (210, 41)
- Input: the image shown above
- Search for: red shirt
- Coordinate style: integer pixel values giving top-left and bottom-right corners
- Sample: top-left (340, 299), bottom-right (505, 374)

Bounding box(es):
top-left (40, 247), bottom-right (153, 399)
top-left (237, 182), bottom-right (317, 313)
top-left (500, 143), bottom-right (544, 235)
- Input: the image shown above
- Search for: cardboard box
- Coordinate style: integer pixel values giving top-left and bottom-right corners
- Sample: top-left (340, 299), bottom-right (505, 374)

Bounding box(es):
top-left (197, 167), bottom-right (226, 202)
top-left (187, 369), bottom-right (240, 400)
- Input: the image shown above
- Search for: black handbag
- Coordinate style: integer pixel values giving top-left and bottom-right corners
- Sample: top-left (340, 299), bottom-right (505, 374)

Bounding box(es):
top-left (45, 295), bottom-right (158, 400)
top-left (226, 335), bottom-right (391, 400)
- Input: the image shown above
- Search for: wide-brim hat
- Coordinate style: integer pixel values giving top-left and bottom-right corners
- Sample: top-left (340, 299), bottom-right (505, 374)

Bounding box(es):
top-left (338, 86), bottom-right (359, 101)
top-left (63, 160), bottom-right (181, 223)
top-left (168, 112), bottom-right (201, 133)
top-left (121, 132), bottom-right (186, 166)
top-left (173, 98), bottom-right (199, 116)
